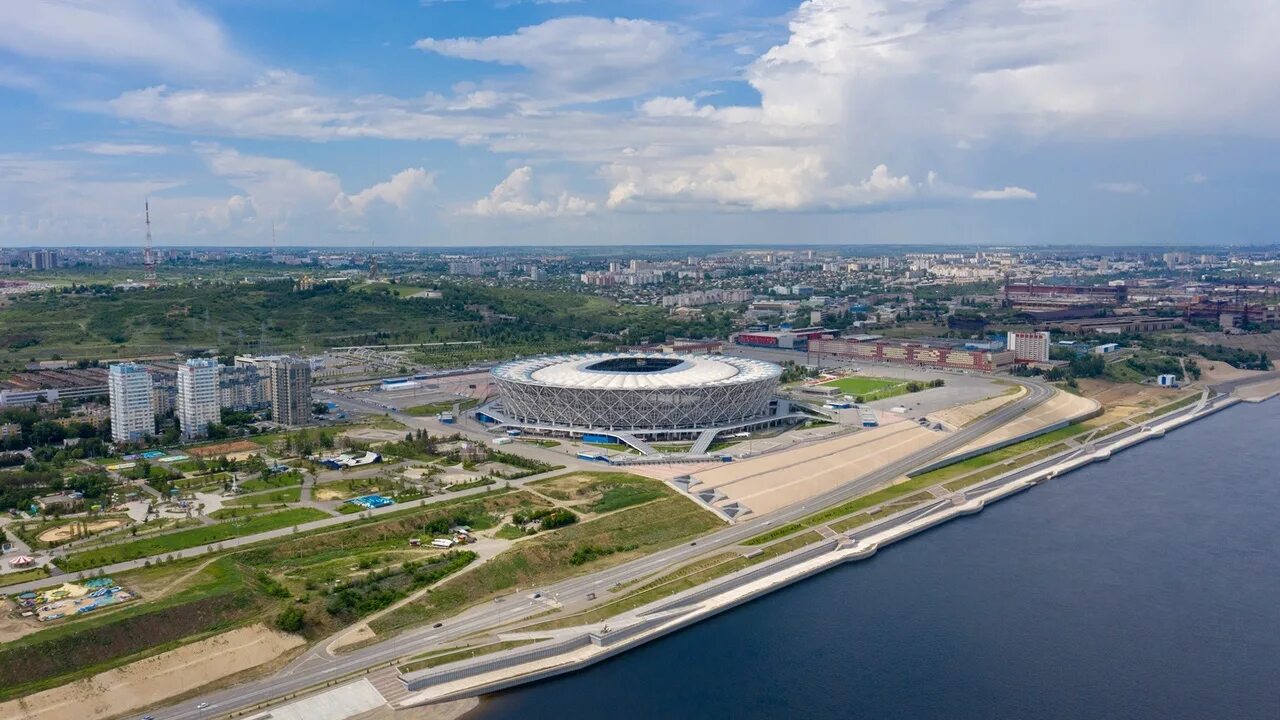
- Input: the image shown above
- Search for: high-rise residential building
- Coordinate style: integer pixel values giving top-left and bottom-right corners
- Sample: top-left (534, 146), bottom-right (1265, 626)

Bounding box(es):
top-left (29, 249), bottom-right (59, 271)
top-left (269, 357), bottom-right (312, 427)
top-left (219, 365), bottom-right (268, 411)
top-left (1007, 331), bottom-right (1052, 363)
top-left (177, 358), bottom-right (221, 439)
top-left (108, 363), bottom-right (155, 444)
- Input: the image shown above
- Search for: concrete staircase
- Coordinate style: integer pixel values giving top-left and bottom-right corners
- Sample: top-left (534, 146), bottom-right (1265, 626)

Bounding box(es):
top-left (690, 429), bottom-right (720, 455)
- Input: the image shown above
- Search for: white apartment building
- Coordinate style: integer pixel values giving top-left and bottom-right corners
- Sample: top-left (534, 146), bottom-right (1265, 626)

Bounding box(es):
top-left (109, 363), bottom-right (155, 444)
top-left (177, 358), bottom-right (221, 439)
top-left (1007, 331), bottom-right (1052, 363)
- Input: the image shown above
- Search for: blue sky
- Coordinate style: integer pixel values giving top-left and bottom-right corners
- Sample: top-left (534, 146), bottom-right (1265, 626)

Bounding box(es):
top-left (1, 0), bottom-right (1278, 247)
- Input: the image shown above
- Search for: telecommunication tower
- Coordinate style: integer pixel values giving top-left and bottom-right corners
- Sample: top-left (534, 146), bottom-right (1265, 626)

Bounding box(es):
top-left (144, 200), bottom-right (157, 287)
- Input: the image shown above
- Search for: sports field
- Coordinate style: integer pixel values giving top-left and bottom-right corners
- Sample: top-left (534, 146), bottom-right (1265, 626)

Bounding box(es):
top-left (821, 376), bottom-right (904, 399)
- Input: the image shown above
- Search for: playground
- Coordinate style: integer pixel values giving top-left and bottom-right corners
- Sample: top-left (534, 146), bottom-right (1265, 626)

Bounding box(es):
top-left (346, 495), bottom-right (396, 510)
top-left (11, 578), bottom-right (136, 624)
top-left (36, 519), bottom-right (128, 544)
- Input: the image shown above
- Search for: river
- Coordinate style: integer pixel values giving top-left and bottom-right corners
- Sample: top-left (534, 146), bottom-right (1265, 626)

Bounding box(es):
top-left (469, 401), bottom-right (1280, 720)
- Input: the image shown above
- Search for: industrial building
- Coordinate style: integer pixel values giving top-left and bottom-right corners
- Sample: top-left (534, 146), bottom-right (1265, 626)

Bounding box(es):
top-left (0, 368), bottom-right (109, 406)
top-left (1003, 283), bottom-right (1128, 305)
top-left (108, 363), bottom-right (155, 444)
top-left (808, 337), bottom-right (1015, 372)
top-left (269, 357), bottom-right (312, 426)
top-left (481, 353), bottom-right (799, 450)
top-left (177, 358), bottom-right (220, 439)
top-left (733, 327), bottom-right (830, 351)
top-left (1045, 316), bottom-right (1181, 335)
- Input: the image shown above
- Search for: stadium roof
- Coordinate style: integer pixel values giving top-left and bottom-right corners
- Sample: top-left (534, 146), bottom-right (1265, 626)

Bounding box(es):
top-left (493, 353), bottom-right (780, 391)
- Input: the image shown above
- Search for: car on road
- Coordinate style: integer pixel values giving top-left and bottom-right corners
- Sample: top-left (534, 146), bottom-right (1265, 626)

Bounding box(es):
top-left (196, 702), bottom-right (210, 709)
top-left (141, 716), bottom-right (154, 720)
top-left (531, 592), bottom-right (542, 599)
top-left (432, 622), bottom-right (443, 628)
top-left (586, 592), bottom-right (597, 600)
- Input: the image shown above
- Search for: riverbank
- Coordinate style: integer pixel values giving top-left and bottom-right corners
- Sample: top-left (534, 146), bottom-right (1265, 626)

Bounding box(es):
top-left (397, 388), bottom-right (1240, 706)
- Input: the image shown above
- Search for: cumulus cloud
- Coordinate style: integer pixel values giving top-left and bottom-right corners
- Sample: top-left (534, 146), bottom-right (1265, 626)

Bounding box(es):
top-left (93, 0), bottom-right (1280, 223)
top-left (0, 0), bottom-right (247, 79)
top-left (466, 166), bottom-right (595, 217)
top-left (415, 17), bottom-right (691, 105)
top-left (333, 168), bottom-right (436, 217)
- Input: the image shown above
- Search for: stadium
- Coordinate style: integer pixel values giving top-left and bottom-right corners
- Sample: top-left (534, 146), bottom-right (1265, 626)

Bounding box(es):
top-left (479, 353), bottom-right (799, 449)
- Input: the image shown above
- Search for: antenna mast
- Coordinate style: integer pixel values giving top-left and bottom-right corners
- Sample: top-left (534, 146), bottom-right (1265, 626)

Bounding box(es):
top-left (144, 200), bottom-right (156, 288)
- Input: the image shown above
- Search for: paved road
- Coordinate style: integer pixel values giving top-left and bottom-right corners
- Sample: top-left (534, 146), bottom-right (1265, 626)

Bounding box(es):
top-left (139, 378), bottom-right (1055, 720)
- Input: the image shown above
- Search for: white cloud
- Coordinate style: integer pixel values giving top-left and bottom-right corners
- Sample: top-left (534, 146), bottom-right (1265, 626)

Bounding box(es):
top-left (62, 142), bottom-right (170, 156)
top-left (973, 186), bottom-right (1037, 201)
top-left (466, 166), bottom-right (595, 217)
top-left (333, 168), bottom-right (436, 217)
top-left (97, 0), bottom-right (1280, 221)
top-left (0, 0), bottom-right (247, 79)
top-left (639, 96), bottom-right (715, 118)
top-left (1186, 172), bottom-right (1209, 184)
top-left (415, 17), bottom-right (691, 105)
top-left (1095, 181), bottom-right (1148, 196)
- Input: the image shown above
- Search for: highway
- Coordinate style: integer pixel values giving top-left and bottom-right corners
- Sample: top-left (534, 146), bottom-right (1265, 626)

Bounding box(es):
top-left (137, 378), bottom-right (1054, 720)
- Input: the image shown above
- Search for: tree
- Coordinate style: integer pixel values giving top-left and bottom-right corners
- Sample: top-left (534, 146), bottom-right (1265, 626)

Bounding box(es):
top-left (275, 605), bottom-right (306, 633)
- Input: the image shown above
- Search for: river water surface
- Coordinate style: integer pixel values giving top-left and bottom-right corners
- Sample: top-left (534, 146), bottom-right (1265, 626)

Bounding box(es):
top-left (471, 401), bottom-right (1280, 719)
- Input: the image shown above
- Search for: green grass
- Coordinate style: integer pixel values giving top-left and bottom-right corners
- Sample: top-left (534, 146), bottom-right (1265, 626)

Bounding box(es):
top-left (741, 522), bottom-right (804, 546)
top-left (226, 486), bottom-right (303, 505)
top-left (495, 524), bottom-right (530, 540)
top-left (0, 566), bottom-right (51, 586)
top-left (528, 471), bottom-right (668, 514)
top-left (237, 472), bottom-right (302, 493)
top-left (821, 376), bottom-right (900, 395)
top-left (368, 493), bottom-right (721, 637)
top-left (589, 484), bottom-right (666, 513)
top-left (404, 398), bottom-right (480, 416)
top-left (520, 439), bottom-right (561, 448)
top-left (59, 508), bottom-right (330, 571)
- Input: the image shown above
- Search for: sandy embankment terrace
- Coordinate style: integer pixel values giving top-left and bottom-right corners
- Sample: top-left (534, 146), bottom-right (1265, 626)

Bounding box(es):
top-left (689, 421), bottom-right (942, 516)
top-left (928, 386), bottom-right (1024, 429)
top-left (943, 389), bottom-right (1099, 458)
top-left (0, 625), bottom-right (305, 720)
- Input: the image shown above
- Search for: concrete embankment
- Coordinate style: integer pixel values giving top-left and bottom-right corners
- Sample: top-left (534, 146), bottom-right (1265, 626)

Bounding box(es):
top-left (397, 393), bottom-right (1242, 707)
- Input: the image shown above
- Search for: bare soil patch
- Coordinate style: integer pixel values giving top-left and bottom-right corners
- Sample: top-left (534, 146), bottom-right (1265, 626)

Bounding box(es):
top-left (37, 519), bottom-right (126, 544)
top-left (188, 440), bottom-right (261, 458)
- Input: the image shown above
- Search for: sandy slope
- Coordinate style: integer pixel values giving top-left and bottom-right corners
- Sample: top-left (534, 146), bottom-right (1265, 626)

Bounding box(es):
top-left (0, 625), bottom-right (304, 720)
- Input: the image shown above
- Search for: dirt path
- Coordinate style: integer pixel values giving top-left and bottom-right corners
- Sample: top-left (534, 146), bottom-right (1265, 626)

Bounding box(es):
top-left (323, 538), bottom-right (510, 655)
top-left (0, 625), bottom-right (304, 720)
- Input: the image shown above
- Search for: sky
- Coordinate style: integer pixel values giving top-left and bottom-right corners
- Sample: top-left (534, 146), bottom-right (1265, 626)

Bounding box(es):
top-left (1, 0), bottom-right (1279, 248)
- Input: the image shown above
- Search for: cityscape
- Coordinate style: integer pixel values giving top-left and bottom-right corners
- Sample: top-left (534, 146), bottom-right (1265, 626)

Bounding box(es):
top-left (2, 3), bottom-right (1279, 720)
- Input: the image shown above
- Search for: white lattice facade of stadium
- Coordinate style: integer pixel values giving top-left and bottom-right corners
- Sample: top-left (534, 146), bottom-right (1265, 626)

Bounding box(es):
top-left (489, 353), bottom-right (782, 432)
